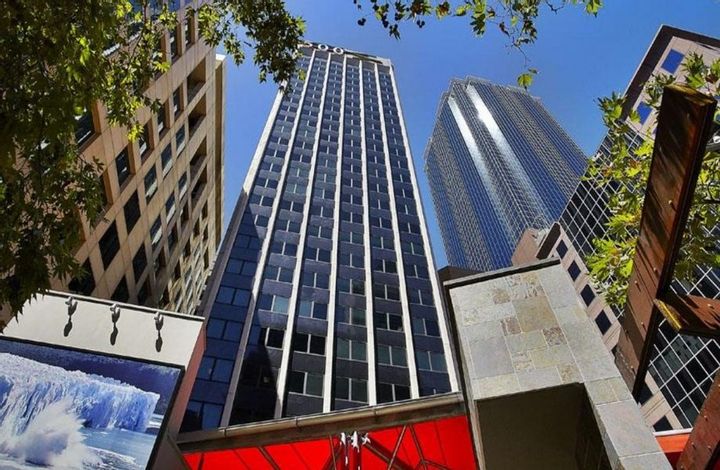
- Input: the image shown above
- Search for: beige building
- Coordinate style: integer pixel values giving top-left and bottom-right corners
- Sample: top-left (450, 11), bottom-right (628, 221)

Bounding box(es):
top-left (513, 26), bottom-right (720, 432)
top-left (57, 7), bottom-right (225, 316)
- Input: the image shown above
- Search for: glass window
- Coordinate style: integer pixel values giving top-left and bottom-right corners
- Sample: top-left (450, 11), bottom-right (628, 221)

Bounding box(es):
top-left (637, 102), bottom-right (652, 124)
top-left (132, 245), bottom-right (147, 281)
top-left (661, 49), bottom-right (684, 74)
top-left (123, 191), bottom-right (141, 233)
top-left (165, 193), bottom-right (176, 220)
top-left (595, 310), bottom-right (612, 334)
top-left (99, 222), bottom-right (120, 269)
top-left (161, 144), bottom-right (173, 174)
top-left (75, 109), bottom-right (94, 146)
top-left (266, 328), bottom-right (284, 348)
top-left (144, 166), bottom-right (158, 201)
top-left (157, 102), bottom-right (168, 134)
top-left (115, 147), bottom-right (131, 187)
top-left (178, 172), bottom-right (188, 199)
top-left (173, 86), bottom-right (182, 116)
top-left (556, 240), bottom-right (567, 258)
top-left (305, 373), bottom-right (323, 396)
top-left (568, 261), bottom-right (580, 281)
top-left (150, 216), bottom-right (163, 249)
top-left (169, 26), bottom-right (178, 59)
top-left (580, 285), bottom-right (595, 306)
top-left (288, 371), bottom-right (304, 393)
top-left (184, 15), bottom-right (193, 46)
top-left (176, 126), bottom-right (186, 153)
top-left (351, 379), bottom-right (367, 403)
top-left (273, 295), bottom-right (289, 314)
top-left (310, 335), bottom-right (325, 355)
top-left (138, 122), bottom-right (150, 158)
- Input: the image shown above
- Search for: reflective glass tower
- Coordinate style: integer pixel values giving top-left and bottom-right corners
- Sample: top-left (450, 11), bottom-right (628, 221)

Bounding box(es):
top-left (182, 43), bottom-right (457, 431)
top-left (424, 78), bottom-right (587, 272)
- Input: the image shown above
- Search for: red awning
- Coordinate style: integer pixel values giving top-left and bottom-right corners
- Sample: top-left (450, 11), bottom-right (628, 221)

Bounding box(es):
top-left (183, 415), bottom-right (476, 469)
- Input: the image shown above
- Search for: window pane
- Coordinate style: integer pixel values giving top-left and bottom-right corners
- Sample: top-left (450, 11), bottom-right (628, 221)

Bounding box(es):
top-left (336, 377), bottom-right (349, 400)
top-left (212, 359), bottom-right (233, 382)
top-left (337, 338), bottom-right (349, 359)
top-left (124, 192), bottom-right (141, 233)
top-left (377, 345), bottom-right (390, 365)
top-left (351, 308), bottom-right (365, 325)
top-left (352, 379), bottom-right (367, 402)
top-left (395, 385), bottom-right (410, 400)
top-left (293, 333), bottom-right (309, 352)
top-left (416, 351), bottom-right (431, 370)
top-left (352, 341), bottom-right (366, 361)
top-left (430, 352), bottom-right (447, 372)
top-left (99, 222), bottom-right (120, 269)
top-left (425, 320), bottom-right (440, 337)
top-left (145, 166), bottom-right (158, 201)
top-left (306, 373), bottom-right (323, 396)
top-left (115, 148), bottom-right (131, 186)
top-left (267, 329), bottom-right (284, 348)
top-left (288, 371), bottom-right (304, 393)
top-left (377, 383), bottom-right (393, 403)
top-left (274, 296), bottom-right (289, 314)
top-left (392, 347), bottom-right (407, 367)
top-left (310, 335), bottom-right (325, 355)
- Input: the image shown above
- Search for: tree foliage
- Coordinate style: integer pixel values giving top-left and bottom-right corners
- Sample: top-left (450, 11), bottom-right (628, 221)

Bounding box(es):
top-left (353, 0), bottom-right (602, 88)
top-left (586, 53), bottom-right (720, 307)
top-left (0, 0), bottom-right (303, 321)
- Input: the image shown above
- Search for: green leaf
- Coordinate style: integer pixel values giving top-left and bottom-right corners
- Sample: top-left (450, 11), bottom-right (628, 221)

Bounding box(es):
top-left (517, 70), bottom-right (536, 89)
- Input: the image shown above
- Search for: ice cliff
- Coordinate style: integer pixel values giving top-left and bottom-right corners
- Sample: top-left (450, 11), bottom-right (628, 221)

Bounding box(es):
top-left (0, 353), bottom-right (159, 435)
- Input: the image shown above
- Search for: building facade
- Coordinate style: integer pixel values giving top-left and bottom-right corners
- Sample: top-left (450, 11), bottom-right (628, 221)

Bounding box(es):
top-left (182, 42), bottom-right (458, 431)
top-left (57, 4), bottom-right (224, 317)
top-left (532, 26), bottom-right (720, 430)
top-left (424, 78), bottom-right (587, 272)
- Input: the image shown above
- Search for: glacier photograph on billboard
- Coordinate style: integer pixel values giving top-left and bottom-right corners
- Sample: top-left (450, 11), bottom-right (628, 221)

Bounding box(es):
top-left (0, 338), bottom-right (181, 469)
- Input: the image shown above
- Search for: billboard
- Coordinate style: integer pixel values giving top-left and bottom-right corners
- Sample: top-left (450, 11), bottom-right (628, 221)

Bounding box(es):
top-left (0, 338), bottom-right (181, 469)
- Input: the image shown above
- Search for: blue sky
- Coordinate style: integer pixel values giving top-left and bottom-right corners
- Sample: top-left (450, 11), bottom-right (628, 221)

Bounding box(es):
top-left (221, 0), bottom-right (719, 267)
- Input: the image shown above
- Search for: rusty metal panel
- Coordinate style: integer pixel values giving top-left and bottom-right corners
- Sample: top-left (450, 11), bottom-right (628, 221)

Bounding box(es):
top-left (676, 372), bottom-right (720, 470)
top-left (614, 85), bottom-right (717, 396)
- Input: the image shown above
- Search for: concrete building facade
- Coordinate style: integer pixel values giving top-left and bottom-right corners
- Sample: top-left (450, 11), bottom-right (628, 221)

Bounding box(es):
top-left (182, 42), bottom-right (458, 431)
top-left (58, 4), bottom-right (224, 317)
top-left (424, 78), bottom-right (587, 272)
top-left (518, 26), bottom-right (720, 431)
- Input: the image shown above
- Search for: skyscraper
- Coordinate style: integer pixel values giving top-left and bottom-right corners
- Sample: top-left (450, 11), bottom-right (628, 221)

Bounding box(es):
top-left (519, 26), bottom-right (720, 430)
top-left (54, 5), bottom-right (224, 317)
top-left (424, 78), bottom-right (587, 272)
top-left (183, 42), bottom-right (457, 431)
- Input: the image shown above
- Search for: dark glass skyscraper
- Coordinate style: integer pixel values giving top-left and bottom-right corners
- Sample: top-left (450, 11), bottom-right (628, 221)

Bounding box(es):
top-left (182, 43), bottom-right (457, 431)
top-left (425, 78), bottom-right (586, 271)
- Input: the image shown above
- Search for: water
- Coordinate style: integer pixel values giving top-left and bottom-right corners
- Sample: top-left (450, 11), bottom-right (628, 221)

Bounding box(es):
top-left (0, 417), bottom-right (160, 470)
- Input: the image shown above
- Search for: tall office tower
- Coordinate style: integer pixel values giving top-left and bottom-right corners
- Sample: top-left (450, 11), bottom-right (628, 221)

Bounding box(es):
top-left (54, 6), bottom-right (224, 317)
top-left (183, 42), bottom-right (457, 431)
top-left (543, 26), bottom-right (720, 430)
top-left (424, 78), bottom-right (587, 272)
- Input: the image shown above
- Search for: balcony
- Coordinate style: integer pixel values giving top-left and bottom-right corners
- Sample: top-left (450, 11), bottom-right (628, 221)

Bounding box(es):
top-left (187, 58), bottom-right (206, 104)
top-left (189, 145), bottom-right (207, 183)
top-left (191, 168), bottom-right (207, 209)
top-left (188, 113), bottom-right (205, 141)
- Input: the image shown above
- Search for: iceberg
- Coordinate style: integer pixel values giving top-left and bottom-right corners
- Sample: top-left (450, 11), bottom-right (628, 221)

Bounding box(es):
top-left (0, 353), bottom-right (159, 436)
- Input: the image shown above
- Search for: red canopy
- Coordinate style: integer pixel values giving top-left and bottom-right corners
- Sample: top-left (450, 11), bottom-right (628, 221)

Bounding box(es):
top-left (183, 415), bottom-right (476, 469)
